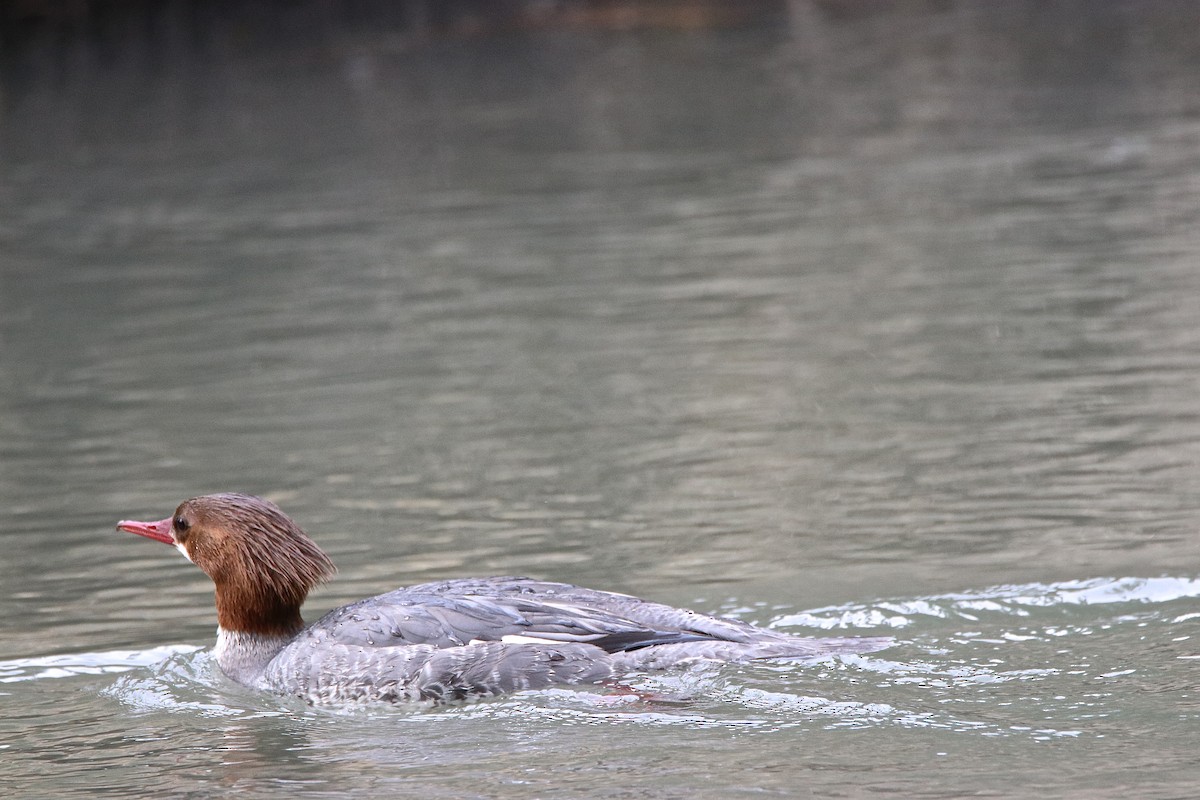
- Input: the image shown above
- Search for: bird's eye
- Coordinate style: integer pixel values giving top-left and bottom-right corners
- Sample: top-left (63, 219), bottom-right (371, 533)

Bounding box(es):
top-left (174, 516), bottom-right (190, 534)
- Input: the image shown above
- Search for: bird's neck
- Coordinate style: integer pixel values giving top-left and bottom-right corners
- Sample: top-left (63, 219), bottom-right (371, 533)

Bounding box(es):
top-left (213, 580), bottom-right (307, 638)
top-left (211, 578), bottom-right (308, 686)
top-left (214, 626), bottom-right (297, 686)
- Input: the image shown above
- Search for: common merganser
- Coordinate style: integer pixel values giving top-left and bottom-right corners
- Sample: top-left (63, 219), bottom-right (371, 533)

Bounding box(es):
top-left (117, 493), bottom-right (890, 704)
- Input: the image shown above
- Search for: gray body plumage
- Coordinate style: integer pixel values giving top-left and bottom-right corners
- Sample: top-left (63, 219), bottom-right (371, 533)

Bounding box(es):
top-left (222, 577), bottom-right (890, 704)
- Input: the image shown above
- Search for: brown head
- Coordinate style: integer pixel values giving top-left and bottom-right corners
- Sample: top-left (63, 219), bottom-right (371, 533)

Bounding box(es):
top-left (117, 493), bottom-right (336, 637)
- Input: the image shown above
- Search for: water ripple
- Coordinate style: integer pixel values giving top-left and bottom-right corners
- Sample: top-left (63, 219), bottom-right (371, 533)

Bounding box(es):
top-left (775, 575), bottom-right (1200, 629)
top-left (0, 645), bottom-right (200, 685)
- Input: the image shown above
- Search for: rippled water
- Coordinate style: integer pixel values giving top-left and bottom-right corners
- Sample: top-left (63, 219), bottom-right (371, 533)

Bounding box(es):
top-left (3, 576), bottom-right (1197, 797)
top-left (4, 2), bottom-right (1200, 798)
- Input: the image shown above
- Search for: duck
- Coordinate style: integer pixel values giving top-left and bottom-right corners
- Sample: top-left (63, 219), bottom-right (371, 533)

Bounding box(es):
top-left (117, 493), bottom-right (890, 704)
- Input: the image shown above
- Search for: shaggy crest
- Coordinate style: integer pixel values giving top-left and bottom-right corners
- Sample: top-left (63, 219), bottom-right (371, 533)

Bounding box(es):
top-left (176, 493), bottom-right (336, 636)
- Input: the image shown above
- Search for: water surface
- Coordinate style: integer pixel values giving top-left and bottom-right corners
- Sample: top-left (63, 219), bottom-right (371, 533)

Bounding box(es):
top-left (3, 3), bottom-right (1200, 798)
